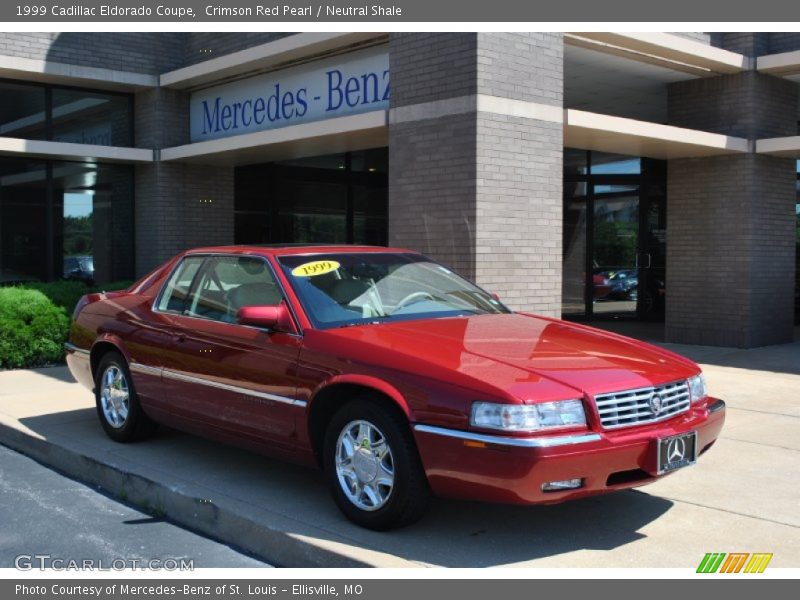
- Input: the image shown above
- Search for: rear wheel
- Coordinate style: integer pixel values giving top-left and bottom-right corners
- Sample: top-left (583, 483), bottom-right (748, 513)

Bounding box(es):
top-left (94, 351), bottom-right (156, 442)
top-left (323, 398), bottom-right (429, 530)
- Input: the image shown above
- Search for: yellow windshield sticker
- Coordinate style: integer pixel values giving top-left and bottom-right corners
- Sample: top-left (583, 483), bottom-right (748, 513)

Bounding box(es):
top-left (291, 260), bottom-right (341, 277)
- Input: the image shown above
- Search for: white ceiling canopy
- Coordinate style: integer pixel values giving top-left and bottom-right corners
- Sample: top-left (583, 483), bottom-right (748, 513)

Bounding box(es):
top-left (564, 44), bottom-right (697, 124)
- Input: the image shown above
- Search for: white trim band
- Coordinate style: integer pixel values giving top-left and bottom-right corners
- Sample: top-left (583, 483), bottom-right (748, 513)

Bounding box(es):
top-left (757, 50), bottom-right (800, 77)
top-left (755, 136), bottom-right (800, 157)
top-left (160, 110), bottom-right (388, 165)
top-left (390, 94), bottom-right (563, 125)
top-left (0, 137), bottom-right (154, 163)
top-left (477, 95), bottom-right (564, 123)
top-left (413, 424), bottom-right (602, 448)
top-left (564, 109), bottom-right (748, 159)
top-left (0, 53), bottom-right (157, 90)
top-left (565, 32), bottom-right (748, 75)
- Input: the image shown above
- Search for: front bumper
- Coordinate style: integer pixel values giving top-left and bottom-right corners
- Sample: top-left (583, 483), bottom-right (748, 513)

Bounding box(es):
top-left (412, 398), bottom-right (725, 504)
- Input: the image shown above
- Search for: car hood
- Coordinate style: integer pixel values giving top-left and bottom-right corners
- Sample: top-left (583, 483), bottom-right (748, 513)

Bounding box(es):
top-left (325, 313), bottom-right (697, 400)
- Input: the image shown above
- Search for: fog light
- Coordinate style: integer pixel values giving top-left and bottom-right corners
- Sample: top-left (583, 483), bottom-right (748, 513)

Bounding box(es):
top-left (541, 478), bottom-right (583, 492)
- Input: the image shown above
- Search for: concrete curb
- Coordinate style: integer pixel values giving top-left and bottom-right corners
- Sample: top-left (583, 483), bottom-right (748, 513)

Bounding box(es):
top-left (0, 421), bottom-right (378, 568)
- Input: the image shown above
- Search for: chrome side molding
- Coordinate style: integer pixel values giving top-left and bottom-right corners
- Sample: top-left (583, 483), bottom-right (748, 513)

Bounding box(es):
top-left (129, 362), bottom-right (307, 408)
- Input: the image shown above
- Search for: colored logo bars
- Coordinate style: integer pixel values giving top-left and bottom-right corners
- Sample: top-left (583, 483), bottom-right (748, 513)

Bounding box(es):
top-left (697, 553), bottom-right (773, 573)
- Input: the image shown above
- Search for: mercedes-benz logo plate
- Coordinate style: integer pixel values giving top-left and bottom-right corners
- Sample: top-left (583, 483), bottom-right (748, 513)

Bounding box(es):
top-left (657, 431), bottom-right (698, 474)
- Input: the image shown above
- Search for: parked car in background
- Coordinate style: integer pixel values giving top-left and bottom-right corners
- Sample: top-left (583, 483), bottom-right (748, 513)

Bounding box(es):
top-left (65, 245), bottom-right (725, 529)
top-left (0, 267), bottom-right (36, 285)
top-left (594, 269), bottom-right (638, 300)
top-left (592, 268), bottom-right (666, 316)
top-left (63, 256), bottom-right (94, 284)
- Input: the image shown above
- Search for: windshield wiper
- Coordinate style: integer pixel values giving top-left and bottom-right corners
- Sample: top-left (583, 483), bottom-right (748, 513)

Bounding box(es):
top-left (336, 317), bottom-right (392, 328)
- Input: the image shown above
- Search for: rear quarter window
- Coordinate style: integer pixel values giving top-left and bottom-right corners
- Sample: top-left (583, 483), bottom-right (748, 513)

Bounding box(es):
top-left (156, 257), bottom-right (205, 313)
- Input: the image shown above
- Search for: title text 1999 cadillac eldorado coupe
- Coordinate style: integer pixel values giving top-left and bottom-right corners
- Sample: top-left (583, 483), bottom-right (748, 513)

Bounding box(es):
top-left (66, 245), bottom-right (725, 530)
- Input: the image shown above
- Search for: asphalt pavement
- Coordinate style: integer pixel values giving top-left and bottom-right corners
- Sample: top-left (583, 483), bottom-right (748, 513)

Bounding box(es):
top-left (0, 445), bottom-right (269, 569)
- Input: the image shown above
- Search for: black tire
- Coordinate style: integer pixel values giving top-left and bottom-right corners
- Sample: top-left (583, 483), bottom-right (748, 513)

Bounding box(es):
top-left (94, 351), bottom-right (157, 443)
top-left (323, 397), bottom-right (430, 530)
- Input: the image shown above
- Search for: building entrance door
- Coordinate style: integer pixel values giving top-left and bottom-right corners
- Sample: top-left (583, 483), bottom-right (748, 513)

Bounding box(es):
top-left (562, 151), bottom-right (666, 321)
top-left (591, 183), bottom-right (640, 318)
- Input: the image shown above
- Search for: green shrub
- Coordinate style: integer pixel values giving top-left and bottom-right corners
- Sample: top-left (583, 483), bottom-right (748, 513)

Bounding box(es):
top-left (0, 288), bottom-right (70, 369)
top-left (22, 279), bottom-right (133, 314)
top-left (0, 279), bottom-right (132, 369)
top-left (21, 280), bottom-right (92, 315)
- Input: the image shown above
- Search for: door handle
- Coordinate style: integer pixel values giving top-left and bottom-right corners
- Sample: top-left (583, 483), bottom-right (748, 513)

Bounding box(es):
top-left (176, 333), bottom-right (186, 343)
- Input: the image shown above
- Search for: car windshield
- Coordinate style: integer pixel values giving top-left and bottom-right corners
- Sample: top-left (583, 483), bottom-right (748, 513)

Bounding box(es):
top-left (277, 252), bottom-right (510, 329)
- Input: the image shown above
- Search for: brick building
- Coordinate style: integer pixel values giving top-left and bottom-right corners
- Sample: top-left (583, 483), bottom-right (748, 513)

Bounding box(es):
top-left (0, 32), bottom-right (798, 347)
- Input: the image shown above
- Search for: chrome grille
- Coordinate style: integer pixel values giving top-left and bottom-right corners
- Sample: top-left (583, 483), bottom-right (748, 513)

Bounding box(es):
top-left (593, 380), bottom-right (690, 429)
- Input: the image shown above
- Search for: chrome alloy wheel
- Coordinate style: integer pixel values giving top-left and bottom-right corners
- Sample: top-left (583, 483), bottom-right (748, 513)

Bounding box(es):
top-left (100, 365), bottom-right (130, 429)
top-left (335, 420), bottom-right (395, 511)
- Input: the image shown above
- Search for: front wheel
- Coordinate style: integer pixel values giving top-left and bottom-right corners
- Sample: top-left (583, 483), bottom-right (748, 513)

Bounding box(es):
top-left (94, 351), bottom-right (156, 443)
top-left (323, 398), bottom-right (430, 530)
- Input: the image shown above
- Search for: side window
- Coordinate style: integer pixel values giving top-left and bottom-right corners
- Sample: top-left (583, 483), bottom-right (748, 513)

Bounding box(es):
top-left (157, 257), bottom-right (205, 313)
top-left (186, 256), bottom-right (282, 323)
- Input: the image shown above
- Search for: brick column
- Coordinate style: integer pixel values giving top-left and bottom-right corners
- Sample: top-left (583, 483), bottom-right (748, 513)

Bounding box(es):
top-left (666, 72), bottom-right (797, 347)
top-left (709, 33), bottom-right (768, 57)
top-left (388, 33), bottom-right (563, 315)
top-left (134, 88), bottom-right (234, 276)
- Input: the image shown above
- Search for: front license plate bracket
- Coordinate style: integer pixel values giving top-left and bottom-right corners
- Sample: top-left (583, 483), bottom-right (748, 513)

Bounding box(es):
top-left (657, 430), bottom-right (697, 475)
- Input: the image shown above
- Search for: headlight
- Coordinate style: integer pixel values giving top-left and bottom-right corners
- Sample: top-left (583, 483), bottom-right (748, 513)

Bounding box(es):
top-left (688, 373), bottom-right (707, 404)
top-left (470, 400), bottom-right (586, 432)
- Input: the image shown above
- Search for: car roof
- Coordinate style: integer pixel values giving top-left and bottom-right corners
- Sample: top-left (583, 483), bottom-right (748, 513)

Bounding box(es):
top-left (183, 244), bottom-right (417, 258)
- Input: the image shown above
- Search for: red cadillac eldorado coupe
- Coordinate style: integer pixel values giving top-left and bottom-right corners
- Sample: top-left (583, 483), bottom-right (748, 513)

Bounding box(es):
top-left (66, 245), bottom-right (725, 530)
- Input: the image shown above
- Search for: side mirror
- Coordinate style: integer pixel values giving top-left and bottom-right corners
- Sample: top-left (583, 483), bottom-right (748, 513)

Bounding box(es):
top-left (237, 302), bottom-right (296, 333)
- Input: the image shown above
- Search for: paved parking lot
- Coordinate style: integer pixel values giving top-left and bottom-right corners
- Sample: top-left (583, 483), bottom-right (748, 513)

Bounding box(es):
top-left (0, 338), bottom-right (797, 568)
top-left (0, 445), bottom-right (268, 568)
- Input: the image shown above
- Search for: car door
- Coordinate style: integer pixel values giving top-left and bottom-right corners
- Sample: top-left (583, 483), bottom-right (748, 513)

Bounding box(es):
top-left (159, 254), bottom-right (303, 449)
top-left (127, 255), bottom-right (205, 415)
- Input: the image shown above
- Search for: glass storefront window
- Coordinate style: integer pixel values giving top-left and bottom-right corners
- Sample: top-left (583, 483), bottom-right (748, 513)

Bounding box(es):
top-left (0, 80), bottom-right (132, 147)
top-left (590, 151), bottom-right (641, 175)
top-left (51, 89), bottom-right (132, 147)
top-left (0, 157), bottom-right (133, 284)
top-left (564, 148), bottom-right (588, 178)
top-left (564, 149), bottom-right (642, 177)
top-left (0, 82), bottom-right (47, 140)
top-left (279, 180), bottom-right (348, 243)
top-left (796, 168), bottom-right (800, 323)
top-left (274, 155), bottom-right (346, 170)
top-left (0, 159), bottom-right (48, 283)
top-left (234, 148), bottom-right (388, 247)
top-left (562, 181), bottom-right (588, 318)
top-left (55, 162), bottom-right (134, 284)
top-left (353, 184), bottom-right (389, 246)
top-left (350, 147), bottom-right (388, 173)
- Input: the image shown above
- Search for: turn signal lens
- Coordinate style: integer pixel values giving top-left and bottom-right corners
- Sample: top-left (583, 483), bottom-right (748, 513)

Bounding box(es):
top-left (470, 400), bottom-right (586, 432)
